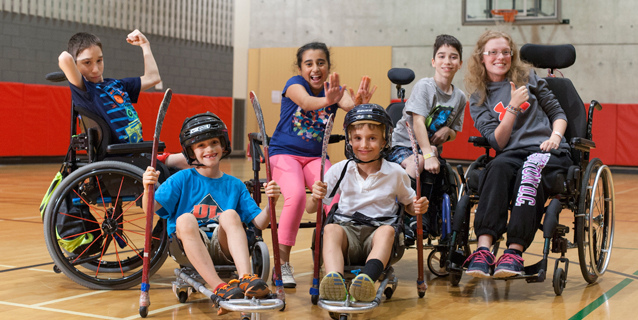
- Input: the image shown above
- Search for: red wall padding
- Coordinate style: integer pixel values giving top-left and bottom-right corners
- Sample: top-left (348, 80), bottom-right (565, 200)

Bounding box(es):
top-left (387, 99), bottom-right (635, 166)
top-left (0, 82), bottom-right (232, 157)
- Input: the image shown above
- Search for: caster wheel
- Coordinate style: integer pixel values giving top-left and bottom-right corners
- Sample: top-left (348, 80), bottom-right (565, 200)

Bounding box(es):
top-left (178, 291), bottom-right (188, 303)
top-left (279, 301), bottom-right (286, 311)
top-left (311, 294), bottom-right (319, 305)
top-left (418, 290), bottom-right (425, 298)
top-left (450, 271), bottom-right (462, 286)
top-left (139, 306), bottom-right (148, 318)
top-left (53, 265), bottom-right (61, 273)
top-left (553, 268), bottom-right (566, 296)
top-left (340, 314), bottom-right (348, 320)
top-left (384, 287), bottom-right (394, 299)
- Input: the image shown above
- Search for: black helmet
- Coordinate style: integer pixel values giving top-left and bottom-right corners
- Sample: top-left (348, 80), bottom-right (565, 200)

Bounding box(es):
top-left (343, 104), bottom-right (393, 162)
top-left (179, 112), bottom-right (231, 165)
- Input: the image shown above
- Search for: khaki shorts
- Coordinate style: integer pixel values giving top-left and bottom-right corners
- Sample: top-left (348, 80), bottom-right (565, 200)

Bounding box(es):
top-left (198, 227), bottom-right (234, 265)
top-left (334, 221), bottom-right (381, 266)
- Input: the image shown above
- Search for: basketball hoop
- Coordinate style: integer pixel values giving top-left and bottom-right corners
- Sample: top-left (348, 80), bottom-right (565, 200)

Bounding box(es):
top-left (491, 9), bottom-right (518, 23)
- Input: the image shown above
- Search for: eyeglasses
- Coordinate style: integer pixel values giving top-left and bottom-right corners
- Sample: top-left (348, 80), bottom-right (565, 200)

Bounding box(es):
top-left (483, 50), bottom-right (512, 57)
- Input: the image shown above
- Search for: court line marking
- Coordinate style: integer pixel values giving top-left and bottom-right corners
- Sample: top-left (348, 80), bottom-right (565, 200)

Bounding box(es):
top-left (0, 300), bottom-right (121, 319)
top-left (615, 186), bottom-right (638, 195)
top-left (121, 303), bottom-right (186, 320)
top-left (32, 290), bottom-right (111, 307)
top-left (568, 269), bottom-right (638, 320)
top-left (269, 247), bottom-right (310, 259)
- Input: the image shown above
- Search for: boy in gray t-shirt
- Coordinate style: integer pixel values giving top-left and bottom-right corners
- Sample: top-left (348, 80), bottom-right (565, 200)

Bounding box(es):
top-left (387, 34), bottom-right (467, 239)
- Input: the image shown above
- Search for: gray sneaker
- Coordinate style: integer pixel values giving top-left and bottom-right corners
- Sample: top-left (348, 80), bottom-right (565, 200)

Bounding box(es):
top-left (273, 262), bottom-right (296, 288)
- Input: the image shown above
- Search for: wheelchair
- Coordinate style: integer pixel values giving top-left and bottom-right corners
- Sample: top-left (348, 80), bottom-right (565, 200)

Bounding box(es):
top-left (168, 225), bottom-right (271, 304)
top-left (41, 72), bottom-right (170, 290)
top-left (386, 68), bottom-right (463, 280)
top-left (311, 204), bottom-right (404, 320)
top-left (445, 44), bottom-right (615, 295)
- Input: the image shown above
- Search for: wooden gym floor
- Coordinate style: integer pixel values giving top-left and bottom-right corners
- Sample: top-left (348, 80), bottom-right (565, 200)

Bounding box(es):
top-left (1, 160), bottom-right (637, 319)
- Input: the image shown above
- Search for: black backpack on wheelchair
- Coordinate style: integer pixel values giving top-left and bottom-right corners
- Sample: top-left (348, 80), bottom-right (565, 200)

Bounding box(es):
top-left (41, 72), bottom-right (171, 290)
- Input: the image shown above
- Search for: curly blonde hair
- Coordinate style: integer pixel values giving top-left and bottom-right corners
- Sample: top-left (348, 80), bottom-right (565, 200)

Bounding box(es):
top-left (464, 30), bottom-right (532, 105)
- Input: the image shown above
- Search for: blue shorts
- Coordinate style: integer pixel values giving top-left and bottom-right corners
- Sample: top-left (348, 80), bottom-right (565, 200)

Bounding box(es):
top-left (387, 146), bottom-right (422, 165)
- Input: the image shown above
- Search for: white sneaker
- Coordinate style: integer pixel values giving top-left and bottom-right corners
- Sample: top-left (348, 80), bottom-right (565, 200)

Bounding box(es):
top-left (273, 262), bottom-right (296, 288)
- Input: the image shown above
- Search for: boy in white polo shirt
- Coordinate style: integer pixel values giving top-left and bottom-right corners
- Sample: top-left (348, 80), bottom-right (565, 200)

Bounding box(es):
top-left (307, 104), bottom-right (429, 302)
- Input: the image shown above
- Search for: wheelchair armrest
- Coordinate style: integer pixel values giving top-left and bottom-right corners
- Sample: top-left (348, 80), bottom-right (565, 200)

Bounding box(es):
top-left (106, 141), bottom-right (166, 155)
top-left (469, 136), bottom-right (491, 148)
top-left (570, 137), bottom-right (595, 152)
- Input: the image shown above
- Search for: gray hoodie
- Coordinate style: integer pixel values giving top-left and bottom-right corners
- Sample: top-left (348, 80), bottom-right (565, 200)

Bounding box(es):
top-left (469, 72), bottom-right (569, 153)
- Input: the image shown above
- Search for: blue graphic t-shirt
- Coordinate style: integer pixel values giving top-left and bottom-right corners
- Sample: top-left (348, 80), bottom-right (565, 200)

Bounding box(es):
top-left (154, 168), bottom-right (262, 237)
top-left (269, 75), bottom-right (339, 157)
top-left (69, 77), bottom-right (143, 144)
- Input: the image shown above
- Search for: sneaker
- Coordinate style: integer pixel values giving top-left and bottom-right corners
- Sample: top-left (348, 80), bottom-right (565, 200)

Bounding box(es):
top-left (273, 262), bottom-right (296, 288)
top-left (493, 250), bottom-right (525, 278)
top-left (213, 280), bottom-right (244, 300)
top-left (349, 273), bottom-right (376, 302)
top-left (239, 274), bottom-right (270, 298)
top-left (464, 247), bottom-right (495, 278)
top-left (319, 272), bottom-right (347, 301)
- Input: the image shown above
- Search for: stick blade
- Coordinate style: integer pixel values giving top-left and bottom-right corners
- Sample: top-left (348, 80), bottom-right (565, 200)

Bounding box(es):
top-left (249, 91), bottom-right (268, 148)
top-left (153, 88), bottom-right (172, 139)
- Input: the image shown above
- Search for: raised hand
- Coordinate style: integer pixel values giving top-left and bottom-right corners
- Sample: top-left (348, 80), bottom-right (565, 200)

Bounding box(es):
top-left (348, 75), bottom-right (378, 105)
top-left (324, 72), bottom-right (346, 105)
top-left (510, 82), bottom-right (529, 109)
top-left (126, 29), bottom-right (149, 47)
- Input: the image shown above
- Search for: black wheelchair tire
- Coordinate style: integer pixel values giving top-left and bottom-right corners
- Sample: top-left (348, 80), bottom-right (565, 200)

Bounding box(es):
top-left (553, 267), bottom-right (566, 296)
top-left (251, 241), bottom-right (270, 283)
top-left (576, 158), bottom-right (614, 284)
top-left (427, 250), bottom-right (449, 277)
top-left (43, 161), bottom-right (169, 290)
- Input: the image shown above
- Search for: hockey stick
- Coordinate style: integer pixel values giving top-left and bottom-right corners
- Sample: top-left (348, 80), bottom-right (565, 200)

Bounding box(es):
top-left (139, 88), bottom-right (172, 318)
top-left (310, 113), bottom-right (335, 303)
top-left (406, 122), bottom-right (427, 297)
top-left (249, 91), bottom-right (285, 303)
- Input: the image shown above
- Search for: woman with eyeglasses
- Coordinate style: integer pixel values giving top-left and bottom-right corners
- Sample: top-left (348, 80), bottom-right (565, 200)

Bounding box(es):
top-left (462, 30), bottom-right (572, 279)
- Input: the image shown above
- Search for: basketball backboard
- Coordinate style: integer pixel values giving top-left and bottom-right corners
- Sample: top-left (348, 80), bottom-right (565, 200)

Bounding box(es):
top-left (462, 0), bottom-right (567, 25)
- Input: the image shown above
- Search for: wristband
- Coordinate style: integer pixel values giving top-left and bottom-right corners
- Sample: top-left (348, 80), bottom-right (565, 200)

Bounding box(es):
top-left (506, 104), bottom-right (519, 115)
top-left (422, 152), bottom-right (436, 160)
top-left (552, 131), bottom-right (564, 139)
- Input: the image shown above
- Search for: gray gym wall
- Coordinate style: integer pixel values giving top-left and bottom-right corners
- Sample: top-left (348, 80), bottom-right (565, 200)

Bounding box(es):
top-left (0, 12), bottom-right (233, 97)
top-left (248, 0), bottom-right (637, 104)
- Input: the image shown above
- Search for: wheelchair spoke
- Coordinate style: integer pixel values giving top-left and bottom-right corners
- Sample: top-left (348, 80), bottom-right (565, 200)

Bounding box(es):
top-left (59, 211), bottom-right (102, 225)
top-left (71, 234), bottom-right (104, 264)
top-left (95, 234), bottom-right (110, 277)
top-left (119, 228), bottom-right (160, 241)
top-left (59, 227), bottom-right (102, 240)
top-left (112, 176), bottom-right (125, 216)
top-left (72, 189), bottom-right (105, 221)
top-left (110, 234), bottom-right (125, 277)
top-left (113, 193), bottom-right (144, 221)
top-left (94, 175), bottom-right (110, 219)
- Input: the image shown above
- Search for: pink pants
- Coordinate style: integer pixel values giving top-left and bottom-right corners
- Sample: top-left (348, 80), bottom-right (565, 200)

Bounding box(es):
top-left (271, 154), bottom-right (337, 246)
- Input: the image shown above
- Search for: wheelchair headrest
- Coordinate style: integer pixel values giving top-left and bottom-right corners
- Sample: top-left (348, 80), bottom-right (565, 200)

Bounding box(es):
top-left (520, 44), bottom-right (576, 69)
top-left (387, 68), bottom-right (415, 86)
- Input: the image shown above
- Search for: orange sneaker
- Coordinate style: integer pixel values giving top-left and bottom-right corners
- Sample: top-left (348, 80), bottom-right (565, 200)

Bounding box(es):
top-left (239, 274), bottom-right (270, 298)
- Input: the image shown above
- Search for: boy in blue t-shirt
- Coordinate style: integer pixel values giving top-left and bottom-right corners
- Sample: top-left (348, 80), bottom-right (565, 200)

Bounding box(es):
top-left (58, 30), bottom-right (188, 168)
top-left (142, 112), bottom-right (280, 306)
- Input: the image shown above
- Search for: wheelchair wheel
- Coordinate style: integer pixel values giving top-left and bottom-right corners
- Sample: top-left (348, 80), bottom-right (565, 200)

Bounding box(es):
top-left (43, 161), bottom-right (169, 290)
top-left (427, 250), bottom-right (449, 277)
top-left (576, 158), bottom-right (615, 284)
top-left (553, 267), bottom-right (566, 296)
top-left (251, 241), bottom-right (270, 283)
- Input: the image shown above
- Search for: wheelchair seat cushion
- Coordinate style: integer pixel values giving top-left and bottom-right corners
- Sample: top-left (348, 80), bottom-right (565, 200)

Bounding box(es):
top-left (168, 228), bottom-right (234, 268)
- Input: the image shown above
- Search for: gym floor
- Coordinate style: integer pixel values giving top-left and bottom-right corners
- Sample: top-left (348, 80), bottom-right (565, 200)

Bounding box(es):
top-left (1, 160), bottom-right (636, 319)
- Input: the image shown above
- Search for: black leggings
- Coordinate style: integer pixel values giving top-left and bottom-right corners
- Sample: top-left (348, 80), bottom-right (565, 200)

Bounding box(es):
top-left (473, 149), bottom-right (571, 250)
